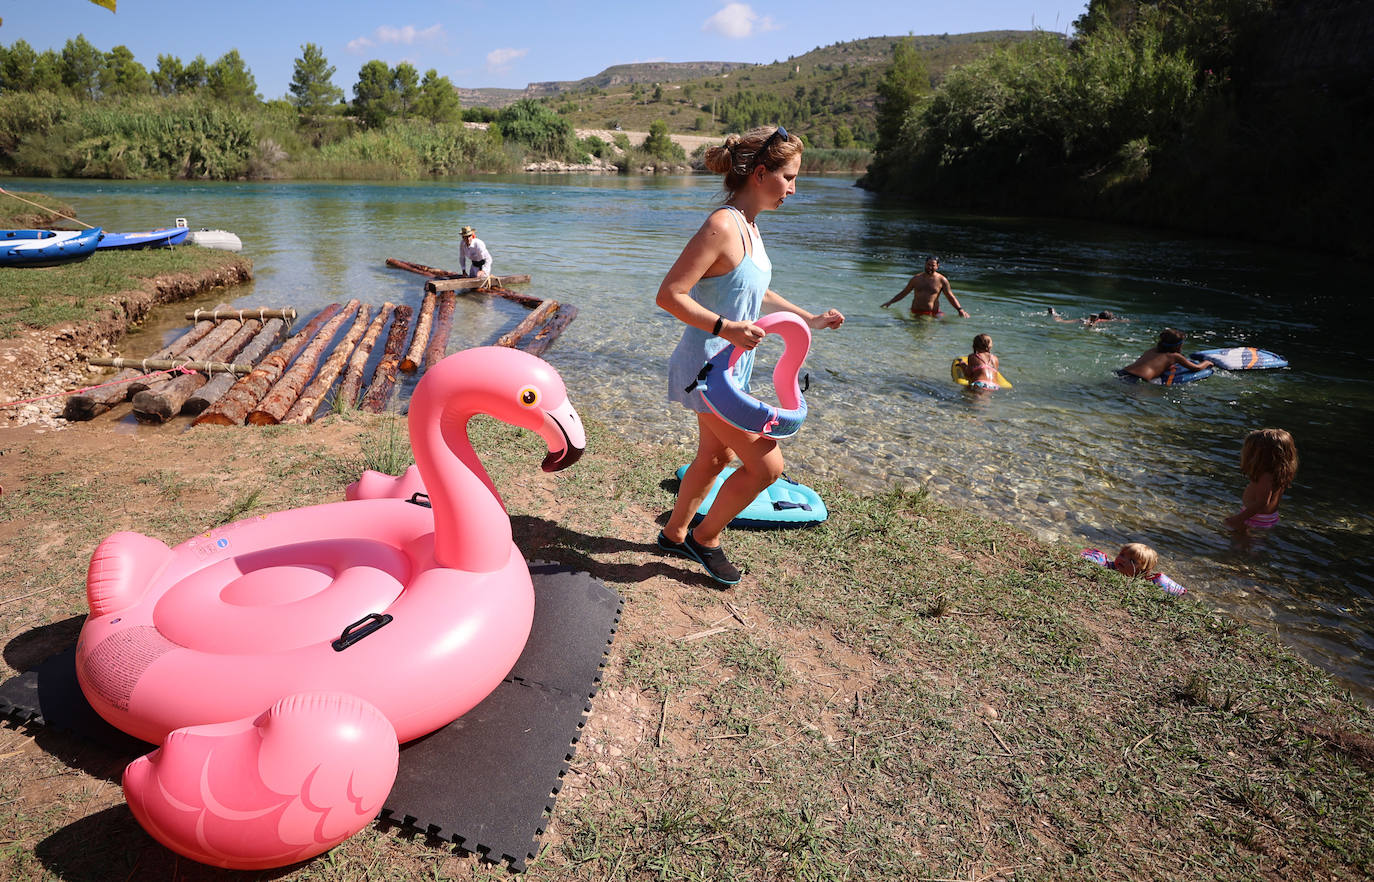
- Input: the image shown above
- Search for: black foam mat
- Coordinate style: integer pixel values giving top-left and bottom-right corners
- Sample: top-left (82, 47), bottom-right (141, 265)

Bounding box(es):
top-left (0, 563), bottom-right (622, 872)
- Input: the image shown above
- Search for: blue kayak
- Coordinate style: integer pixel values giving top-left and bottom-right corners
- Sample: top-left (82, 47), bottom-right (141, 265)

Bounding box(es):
top-left (675, 465), bottom-right (828, 528)
top-left (97, 227), bottom-right (190, 250)
top-left (0, 228), bottom-right (102, 267)
top-left (1191, 347), bottom-right (1289, 370)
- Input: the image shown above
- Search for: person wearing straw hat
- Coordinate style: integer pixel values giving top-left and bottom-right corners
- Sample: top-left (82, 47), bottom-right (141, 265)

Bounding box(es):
top-left (458, 225), bottom-right (493, 278)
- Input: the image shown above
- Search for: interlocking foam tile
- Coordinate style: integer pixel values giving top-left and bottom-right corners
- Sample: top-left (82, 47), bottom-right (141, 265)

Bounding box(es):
top-left (0, 563), bottom-right (622, 872)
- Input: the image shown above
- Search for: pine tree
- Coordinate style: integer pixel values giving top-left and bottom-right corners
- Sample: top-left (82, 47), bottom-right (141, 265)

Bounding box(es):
top-left (289, 43), bottom-right (343, 117)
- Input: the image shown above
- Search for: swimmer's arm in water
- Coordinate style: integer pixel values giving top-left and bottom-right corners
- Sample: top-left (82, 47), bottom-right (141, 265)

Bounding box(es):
top-left (939, 275), bottom-right (969, 317)
top-left (881, 277), bottom-right (916, 308)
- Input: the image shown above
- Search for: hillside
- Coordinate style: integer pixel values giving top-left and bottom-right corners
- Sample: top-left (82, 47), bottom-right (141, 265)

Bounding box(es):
top-left (460, 31), bottom-right (1042, 148)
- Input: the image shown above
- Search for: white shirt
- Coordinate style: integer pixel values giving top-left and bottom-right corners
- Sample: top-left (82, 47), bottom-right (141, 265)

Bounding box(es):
top-left (459, 236), bottom-right (492, 276)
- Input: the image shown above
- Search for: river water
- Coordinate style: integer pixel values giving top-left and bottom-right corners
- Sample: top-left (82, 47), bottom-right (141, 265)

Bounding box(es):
top-left (14, 175), bottom-right (1373, 701)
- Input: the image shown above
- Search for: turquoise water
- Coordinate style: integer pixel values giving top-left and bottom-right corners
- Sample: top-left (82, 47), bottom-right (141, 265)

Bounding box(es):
top-left (14, 175), bottom-right (1373, 701)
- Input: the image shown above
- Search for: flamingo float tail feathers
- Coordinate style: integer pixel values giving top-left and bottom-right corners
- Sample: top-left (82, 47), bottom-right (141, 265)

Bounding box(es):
top-left (124, 692), bottom-right (399, 870)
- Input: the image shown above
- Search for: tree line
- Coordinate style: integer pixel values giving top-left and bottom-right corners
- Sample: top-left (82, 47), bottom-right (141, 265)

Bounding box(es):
top-left (0, 35), bottom-right (463, 128)
top-left (862, 0), bottom-right (1373, 258)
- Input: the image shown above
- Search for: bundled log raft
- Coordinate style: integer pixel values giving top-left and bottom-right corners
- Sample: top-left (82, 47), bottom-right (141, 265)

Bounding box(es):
top-left (337, 303), bottom-right (396, 410)
top-left (62, 307), bottom-right (221, 421)
top-left (248, 301), bottom-right (360, 426)
top-left (184, 317), bottom-right (287, 415)
top-left (195, 304), bottom-right (342, 427)
top-left (133, 318), bottom-right (262, 424)
top-left (282, 304), bottom-right (373, 424)
top-left (359, 305), bottom-right (413, 413)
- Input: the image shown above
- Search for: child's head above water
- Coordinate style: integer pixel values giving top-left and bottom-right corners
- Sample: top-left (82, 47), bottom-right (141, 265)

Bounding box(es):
top-left (1157, 328), bottom-right (1185, 352)
top-left (1114, 542), bottom-right (1158, 577)
top-left (973, 333), bottom-right (992, 353)
top-left (1241, 428), bottom-right (1299, 491)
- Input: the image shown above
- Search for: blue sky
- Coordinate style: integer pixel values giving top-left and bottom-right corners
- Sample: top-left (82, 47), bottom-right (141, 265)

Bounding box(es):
top-left (3, 1), bottom-right (1090, 100)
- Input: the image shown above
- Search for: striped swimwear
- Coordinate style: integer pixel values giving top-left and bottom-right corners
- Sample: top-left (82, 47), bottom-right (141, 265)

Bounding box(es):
top-left (1245, 511), bottom-right (1280, 528)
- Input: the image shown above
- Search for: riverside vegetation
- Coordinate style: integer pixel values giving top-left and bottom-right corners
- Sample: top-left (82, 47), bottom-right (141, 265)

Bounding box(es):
top-left (861, 0), bottom-right (1374, 259)
top-left (0, 32), bottom-right (1033, 180)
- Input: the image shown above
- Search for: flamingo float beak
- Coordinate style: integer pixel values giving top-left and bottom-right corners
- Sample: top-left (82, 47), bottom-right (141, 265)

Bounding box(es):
top-left (538, 398), bottom-right (585, 472)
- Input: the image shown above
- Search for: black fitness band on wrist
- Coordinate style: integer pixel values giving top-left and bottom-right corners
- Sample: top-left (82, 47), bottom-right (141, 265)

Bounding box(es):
top-left (712, 315), bottom-right (724, 336)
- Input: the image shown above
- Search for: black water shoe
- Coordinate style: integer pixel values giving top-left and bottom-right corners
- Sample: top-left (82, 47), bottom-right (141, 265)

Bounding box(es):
top-left (684, 531), bottom-right (742, 586)
top-left (656, 531), bottom-right (694, 559)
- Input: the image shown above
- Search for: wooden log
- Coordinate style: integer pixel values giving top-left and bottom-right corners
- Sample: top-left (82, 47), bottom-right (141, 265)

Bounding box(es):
top-left (63, 309), bottom-right (218, 421)
top-left (87, 357), bottom-right (254, 375)
top-left (421, 292), bottom-right (457, 371)
top-left (247, 300), bottom-right (360, 426)
top-left (425, 274), bottom-right (532, 294)
top-left (132, 319), bottom-right (261, 424)
top-left (183, 318), bottom-right (287, 415)
top-left (523, 303), bottom-right (580, 358)
top-left (385, 257), bottom-right (452, 277)
top-left (359, 305), bottom-right (413, 413)
top-left (282, 304), bottom-right (373, 424)
top-left (335, 302), bottom-right (395, 411)
top-left (185, 307), bottom-right (296, 322)
top-left (194, 303), bottom-right (343, 427)
top-left (496, 299), bottom-right (560, 349)
top-left (399, 289), bottom-right (436, 373)
top-left (135, 316), bottom-right (245, 399)
top-left (123, 302), bottom-right (234, 399)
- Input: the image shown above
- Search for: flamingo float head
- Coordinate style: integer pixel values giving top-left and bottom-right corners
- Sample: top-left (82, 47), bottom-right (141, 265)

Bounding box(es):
top-left (408, 346), bottom-right (586, 571)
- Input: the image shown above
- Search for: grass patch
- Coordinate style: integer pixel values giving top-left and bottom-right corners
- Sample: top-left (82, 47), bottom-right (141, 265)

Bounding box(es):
top-left (0, 413), bottom-right (1370, 881)
top-left (0, 245), bottom-right (248, 337)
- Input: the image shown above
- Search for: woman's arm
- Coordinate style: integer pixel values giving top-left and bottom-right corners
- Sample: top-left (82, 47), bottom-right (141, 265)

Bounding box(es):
top-left (655, 213), bottom-right (765, 349)
top-left (762, 289), bottom-right (845, 329)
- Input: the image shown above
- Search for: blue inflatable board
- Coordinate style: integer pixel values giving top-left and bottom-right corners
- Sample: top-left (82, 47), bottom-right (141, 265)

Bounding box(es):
top-left (1116, 365), bottom-right (1213, 385)
top-left (1191, 347), bottom-right (1288, 371)
top-left (674, 465), bottom-right (828, 528)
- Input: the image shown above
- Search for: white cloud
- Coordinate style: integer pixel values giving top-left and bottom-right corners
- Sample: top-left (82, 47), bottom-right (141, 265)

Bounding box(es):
top-left (347, 24), bottom-right (447, 54)
top-left (702, 3), bottom-right (776, 39)
top-left (486, 48), bottom-right (529, 73)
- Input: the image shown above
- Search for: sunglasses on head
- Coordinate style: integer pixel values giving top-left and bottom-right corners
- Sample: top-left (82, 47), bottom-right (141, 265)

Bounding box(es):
top-left (754, 125), bottom-right (788, 167)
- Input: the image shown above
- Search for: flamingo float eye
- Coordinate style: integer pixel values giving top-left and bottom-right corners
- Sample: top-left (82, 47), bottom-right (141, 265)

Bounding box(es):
top-left (518, 387), bottom-right (540, 408)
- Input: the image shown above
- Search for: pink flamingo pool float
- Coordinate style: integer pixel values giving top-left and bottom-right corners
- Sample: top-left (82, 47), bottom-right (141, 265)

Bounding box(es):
top-left (74, 346), bottom-right (585, 869)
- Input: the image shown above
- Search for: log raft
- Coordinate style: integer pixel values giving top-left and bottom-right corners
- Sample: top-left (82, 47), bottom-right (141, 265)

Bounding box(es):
top-left (184, 318), bottom-right (287, 416)
top-left (195, 304), bottom-right (343, 427)
top-left (282, 304), bottom-right (373, 424)
top-left (359, 305), bottom-right (413, 413)
top-left (247, 300), bottom-right (360, 426)
top-left (133, 319), bottom-right (261, 424)
top-left (63, 305), bottom-right (222, 421)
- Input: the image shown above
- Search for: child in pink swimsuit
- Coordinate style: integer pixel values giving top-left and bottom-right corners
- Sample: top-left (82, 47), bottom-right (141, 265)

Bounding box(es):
top-left (1223, 428), bottom-right (1298, 529)
top-left (965, 334), bottom-right (1000, 391)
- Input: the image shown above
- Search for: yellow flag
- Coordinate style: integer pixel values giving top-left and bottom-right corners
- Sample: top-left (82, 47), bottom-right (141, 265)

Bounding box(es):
top-left (90, 0), bottom-right (117, 11)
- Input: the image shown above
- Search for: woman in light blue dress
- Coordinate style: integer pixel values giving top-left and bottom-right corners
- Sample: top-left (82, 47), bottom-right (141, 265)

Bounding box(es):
top-left (654, 125), bottom-right (845, 585)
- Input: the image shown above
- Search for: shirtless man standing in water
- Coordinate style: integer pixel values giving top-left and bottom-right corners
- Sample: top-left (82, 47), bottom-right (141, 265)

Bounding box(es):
top-left (881, 257), bottom-right (969, 317)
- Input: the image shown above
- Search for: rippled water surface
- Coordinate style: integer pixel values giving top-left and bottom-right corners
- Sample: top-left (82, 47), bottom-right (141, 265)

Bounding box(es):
top-left (19, 175), bottom-right (1374, 700)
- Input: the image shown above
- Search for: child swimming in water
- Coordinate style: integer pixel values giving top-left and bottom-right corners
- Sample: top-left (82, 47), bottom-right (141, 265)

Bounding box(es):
top-left (1117, 328), bottom-right (1214, 382)
top-left (965, 334), bottom-right (1000, 391)
top-left (1223, 428), bottom-right (1298, 529)
top-left (1081, 543), bottom-right (1187, 595)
